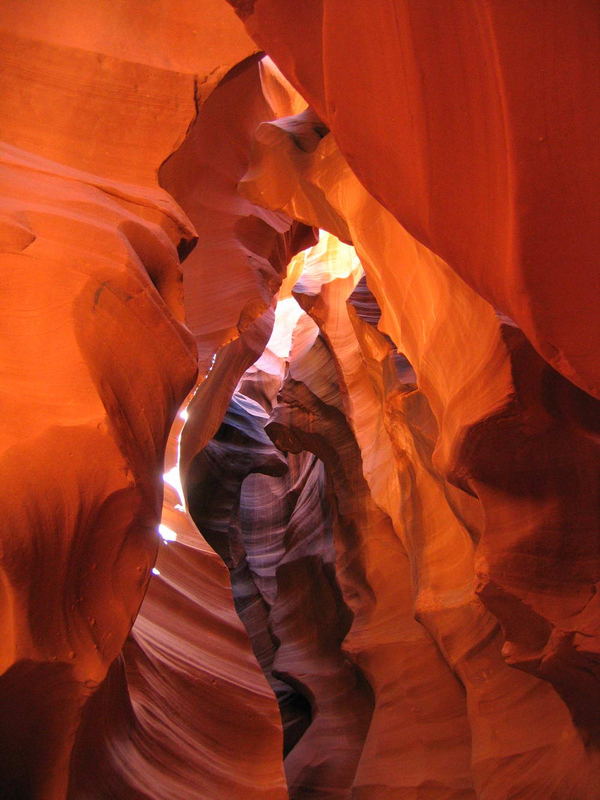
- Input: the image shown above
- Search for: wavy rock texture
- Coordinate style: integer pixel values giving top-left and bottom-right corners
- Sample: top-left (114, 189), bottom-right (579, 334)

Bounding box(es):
top-left (68, 407), bottom-right (287, 799)
top-left (239, 112), bottom-right (599, 795)
top-left (1, 4), bottom-right (598, 800)
top-left (67, 48), bottom-right (328, 800)
top-left (230, 0), bottom-right (600, 399)
top-left (345, 282), bottom-right (593, 799)
top-left (268, 375), bottom-right (476, 799)
top-left (183, 268), bottom-right (378, 795)
top-left (0, 7), bottom-right (293, 798)
top-left (188, 389), bottom-right (376, 792)
top-left (0, 140), bottom-right (198, 799)
top-left (160, 54), bottom-right (316, 477)
top-left (70, 517), bottom-right (287, 800)
top-left (295, 259), bottom-right (581, 797)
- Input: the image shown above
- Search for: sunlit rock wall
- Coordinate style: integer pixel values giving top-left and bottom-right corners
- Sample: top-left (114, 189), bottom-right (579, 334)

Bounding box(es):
top-left (161, 54), bottom-right (316, 478)
top-left (236, 104), bottom-right (599, 796)
top-left (230, 0), bottom-right (600, 399)
top-left (0, 2), bottom-right (598, 799)
top-left (0, 4), bottom-right (291, 798)
top-left (66, 49), bottom-right (326, 800)
top-left (187, 388), bottom-right (376, 796)
top-left (68, 409), bottom-right (287, 800)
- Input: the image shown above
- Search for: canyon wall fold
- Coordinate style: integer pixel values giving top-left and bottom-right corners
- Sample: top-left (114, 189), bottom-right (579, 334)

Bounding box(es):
top-left (0, 6), bottom-right (293, 798)
top-left (0, 3), bottom-right (598, 799)
top-left (230, 0), bottom-right (600, 399)
top-left (237, 113), bottom-right (599, 796)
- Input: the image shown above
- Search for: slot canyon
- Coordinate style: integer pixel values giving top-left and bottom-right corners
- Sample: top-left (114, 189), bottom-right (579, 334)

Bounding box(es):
top-left (0, 2), bottom-right (598, 798)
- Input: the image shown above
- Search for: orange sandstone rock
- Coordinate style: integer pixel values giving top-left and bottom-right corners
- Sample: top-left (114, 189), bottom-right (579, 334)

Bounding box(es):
top-left (0, 6), bottom-right (290, 797)
top-left (241, 110), bottom-right (599, 795)
top-left (1, 3), bottom-right (598, 799)
top-left (0, 141), bottom-right (198, 798)
top-left (230, 0), bottom-right (600, 398)
top-left (159, 55), bottom-right (315, 479)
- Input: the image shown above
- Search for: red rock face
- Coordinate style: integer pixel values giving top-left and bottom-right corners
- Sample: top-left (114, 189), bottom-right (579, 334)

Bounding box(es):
top-left (0, 125), bottom-right (199, 800)
top-left (179, 223), bottom-right (596, 796)
top-left (159, 54), bottom-right (316, 478)
top-left (0, 4), bottom-right (598, 799)
top-left (240, 107), bottom-right (600, 776)
top-left (0, 6), bottom-right (290, 798)
top-left (70, 514), bottom-right (288, 800)
top-left (187, 390), bottom-right (375, 794)
top-left (229, 0), bottom-right (600, 400)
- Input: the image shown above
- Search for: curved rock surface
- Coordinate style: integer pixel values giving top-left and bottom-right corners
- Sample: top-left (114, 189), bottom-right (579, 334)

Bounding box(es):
top-left (0, 4), bottom-right (598, 800)
top-left (239, 111), bottom-right (599, 795)
top-left (162, 54), bottom-right (316, 485)
top-left (183, 263), bottom-right (378, 795)
top-left (0, 139), bottom-right (198, 799)
top-left (230, 0), bottom-right (600, 399)
top-left (67, 408), bottom-right (287, 799)
top-left (0, 7), bottom-right (290, 798)
top-left (268, 373), bottom-right (475, 799)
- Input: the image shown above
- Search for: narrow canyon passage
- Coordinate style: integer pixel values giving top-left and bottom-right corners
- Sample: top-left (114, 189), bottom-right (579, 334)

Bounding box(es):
top-left (0, 3), bottom-right (598, 799)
